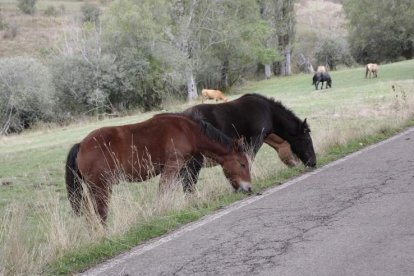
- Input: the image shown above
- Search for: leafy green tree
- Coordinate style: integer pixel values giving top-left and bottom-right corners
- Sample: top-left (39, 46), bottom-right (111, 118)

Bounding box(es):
top-left (314, 37), bottom-right (353, 70)
top-left (344, 0), bottom-right (414, 63)
top-left (259, 0), bottom-right (296, 76)
top-left (199, 0), bottom-right (276, 88)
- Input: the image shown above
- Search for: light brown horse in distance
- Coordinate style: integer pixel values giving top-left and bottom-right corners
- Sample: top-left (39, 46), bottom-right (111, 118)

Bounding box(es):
top-left (317, 65), bottom-right (327, 73)
top-left (65, 114), bottom-right (252, 223)
top-left (201, 89), bottom-right (228, 103)
top-left (365, 63), bottom-right (379, 78)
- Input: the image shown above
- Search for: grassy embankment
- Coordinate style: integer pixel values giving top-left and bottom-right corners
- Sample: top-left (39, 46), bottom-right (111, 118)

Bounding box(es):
top-left (0, 60), bottom-right (413, 275)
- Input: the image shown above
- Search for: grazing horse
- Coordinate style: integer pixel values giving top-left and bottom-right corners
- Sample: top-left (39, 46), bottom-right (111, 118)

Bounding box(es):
top-left (312, 72), bottom-right (332, 90)
top-left (65, 114), bottom-right (252, 223)
top-left (317, 65), bottom-right (327, 73)
top-left (201, 89), bottom-right (228, 103)
top-left (365, 63), bottom-right (379, 78)
top-left (180, 93), bottom-right (316, 193)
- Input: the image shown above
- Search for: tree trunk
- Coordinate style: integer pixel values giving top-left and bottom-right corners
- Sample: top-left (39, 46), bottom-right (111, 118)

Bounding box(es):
top-left (186, 67), bottom-right (197, 101)
top-left (221, 59), bottom-right (229, 89)
top-left (264, 64), bottom-right (272, 79)
top-left (280, 47), bottom-right (292, 76)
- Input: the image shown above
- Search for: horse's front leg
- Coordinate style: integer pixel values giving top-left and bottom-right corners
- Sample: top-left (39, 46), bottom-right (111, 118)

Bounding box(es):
top-left (179, 154), bottom-right (203, 193)
top-left (159, 158), bottom-right (184, 194)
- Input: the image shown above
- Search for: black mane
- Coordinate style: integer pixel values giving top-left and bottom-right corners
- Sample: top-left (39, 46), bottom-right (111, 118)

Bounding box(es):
top-left (154, 112), bottom-right (234, 150)
top-left (199, 120), bottom-right (233, 150)
top-left (240, 93), bottom-right (305, 128)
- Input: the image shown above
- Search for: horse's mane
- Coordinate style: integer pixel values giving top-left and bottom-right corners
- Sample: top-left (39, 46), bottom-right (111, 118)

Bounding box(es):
top-left (240, 93), bottom-right (304, 126)
top-left (153, 112), bottom-right (234, 150)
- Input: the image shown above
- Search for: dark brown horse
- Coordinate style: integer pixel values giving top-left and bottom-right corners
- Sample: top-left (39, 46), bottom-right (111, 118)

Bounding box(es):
top-left (365, 63), bottom-right (379, 78)
top-left (180, 93), bottom-right (316, 193)
top-left (65, 114), bottom-right (252, 222)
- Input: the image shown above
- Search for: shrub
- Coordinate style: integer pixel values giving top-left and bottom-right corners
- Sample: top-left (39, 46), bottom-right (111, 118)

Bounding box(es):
top-left (44, 5), bottom-right (57, 17)
top-left (0, 57), bottom-right (56, 135)
top-left (81, 3), bottom-right (100, 24)
top-left (17, 0), bottom-right (37, 15)
top-left (2, 21), bottom-right (19, 39)
top-left (0, 11), bottom-right (8, 30)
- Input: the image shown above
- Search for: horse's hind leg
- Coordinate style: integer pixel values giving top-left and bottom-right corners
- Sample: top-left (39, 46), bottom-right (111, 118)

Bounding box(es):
top-left (179, 154), bottom-right (203, 193)
top-left (159, 158), bottom-right (184, 193)
top-left (86, 181), bottom-right (112, 224)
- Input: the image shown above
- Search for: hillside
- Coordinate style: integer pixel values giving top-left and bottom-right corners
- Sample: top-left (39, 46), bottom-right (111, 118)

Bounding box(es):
top-left (0, 0), bottom-right (104, 58)
top-left (0, 0), bottom-right (346, 60)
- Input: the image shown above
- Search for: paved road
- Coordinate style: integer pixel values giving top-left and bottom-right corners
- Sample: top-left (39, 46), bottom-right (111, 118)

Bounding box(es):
top-left (83, 128), bottom-right (414, 276)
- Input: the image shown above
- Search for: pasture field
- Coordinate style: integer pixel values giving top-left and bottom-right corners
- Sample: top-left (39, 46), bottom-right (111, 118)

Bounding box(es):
top-left (1, 60), bottom-right (414, 275)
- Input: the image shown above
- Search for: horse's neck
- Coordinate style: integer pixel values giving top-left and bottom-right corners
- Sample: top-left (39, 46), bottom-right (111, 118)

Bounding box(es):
top-left (272, 109), bottom-right (299, 140)
top-left (194, 131), bottom-right (230, 165)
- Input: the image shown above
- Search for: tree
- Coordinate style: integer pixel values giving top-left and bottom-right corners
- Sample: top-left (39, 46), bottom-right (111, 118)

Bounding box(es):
top-left (314, 37), bottom-right (353, 70)
top-left (259, 0), bottom-right (296, 77)
top-left (202, 1), bottom-right (276, 88)
top-left (343, 0), bottom-right (414, 63)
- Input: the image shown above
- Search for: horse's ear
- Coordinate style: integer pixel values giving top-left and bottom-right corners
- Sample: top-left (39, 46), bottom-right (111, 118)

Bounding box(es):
top-left (232, 138), bottom-right (245, 152)
top-left (302, 118), bottom-right (310, 134)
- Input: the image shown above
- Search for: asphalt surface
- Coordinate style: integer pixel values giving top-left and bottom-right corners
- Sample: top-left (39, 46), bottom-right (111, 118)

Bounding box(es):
top-left (83, 127), bottom-right (414, 276)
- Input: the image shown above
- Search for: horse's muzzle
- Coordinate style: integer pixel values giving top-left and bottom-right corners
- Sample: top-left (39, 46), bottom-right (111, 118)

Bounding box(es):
top-left (238, 182), bottom-right (252, 194)
top-left (306, 160), bottom-right (317, 168)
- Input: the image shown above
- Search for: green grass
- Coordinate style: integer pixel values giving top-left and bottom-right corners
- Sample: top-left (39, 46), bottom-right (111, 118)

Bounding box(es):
top-left (1, 60), bottom-right (414, 275)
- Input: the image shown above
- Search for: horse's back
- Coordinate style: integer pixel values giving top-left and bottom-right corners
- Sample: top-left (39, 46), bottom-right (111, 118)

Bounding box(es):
top-left (201, 89), bottom-right (227, 101)
top-left (317, 65), bottom-right (326, 73)
top-left (185, 94), bottom-right (273, 140)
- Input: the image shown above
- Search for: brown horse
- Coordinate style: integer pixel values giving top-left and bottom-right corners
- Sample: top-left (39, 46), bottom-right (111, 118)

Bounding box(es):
top-left (317, 65), bottom-right (327, 73)
top-left (201, 89), bottom-right (228, 103)
top-left (365, 63), bottom-right (379, 78)
top-left (65, 114), bottom-right (252, 223)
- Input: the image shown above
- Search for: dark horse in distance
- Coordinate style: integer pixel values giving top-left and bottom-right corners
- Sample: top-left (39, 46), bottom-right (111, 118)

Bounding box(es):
top-left (65, 114), bottom-right (252, 223)
top-left (180, 93), bottom-right (316, 193)
top-left (312, 72), bottom-right (332, 90)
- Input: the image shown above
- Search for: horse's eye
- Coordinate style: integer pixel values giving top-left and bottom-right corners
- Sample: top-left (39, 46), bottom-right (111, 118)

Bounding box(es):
top-left (240, 162), bottom-right (246, 168)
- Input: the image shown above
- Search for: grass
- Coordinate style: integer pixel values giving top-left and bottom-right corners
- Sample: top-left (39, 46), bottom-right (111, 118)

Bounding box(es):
top-left (1, 60), bottom-right (414, 275)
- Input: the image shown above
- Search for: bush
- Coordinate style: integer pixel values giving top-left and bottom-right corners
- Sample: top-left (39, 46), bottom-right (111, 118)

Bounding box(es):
top-left (51, 51), bottom-right (167, 115)
top-left (0, 57), bottom-right (56, 135)
top-left (17, 0), bottom-right (37, 15)
top-left (2, 21), bottom-right (19, 39)
top-left (0, 11), bottom-right (8, 30)
top-left (43, 5), bottom-right (57, 17)
top-left (81, 3), bottom-right (100, 24)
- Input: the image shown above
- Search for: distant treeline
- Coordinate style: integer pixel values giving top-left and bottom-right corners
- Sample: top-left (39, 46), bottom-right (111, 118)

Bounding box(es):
top-left (0, 0), bottom-right (413, 135)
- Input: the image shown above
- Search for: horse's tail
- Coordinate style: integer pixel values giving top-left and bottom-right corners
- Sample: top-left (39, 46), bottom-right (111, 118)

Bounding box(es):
top-left (365, 65), bottom-right (369, 78)
top-left (65, 143), bottom-right (83, 215)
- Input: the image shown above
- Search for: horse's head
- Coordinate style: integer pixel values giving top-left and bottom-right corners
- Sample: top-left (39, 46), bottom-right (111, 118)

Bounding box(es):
top-left (289, 118), bottom-right (316, 167)
top-left (221, 139), bottom-right (252, 193)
